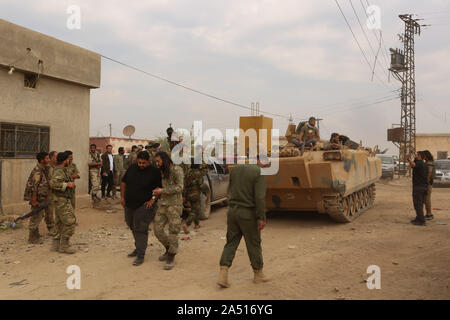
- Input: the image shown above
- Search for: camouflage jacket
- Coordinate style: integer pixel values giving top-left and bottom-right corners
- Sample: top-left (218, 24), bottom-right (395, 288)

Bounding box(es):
top-left (89, 151), bottom-right (101, 170)
top-left (24, 163), bottom-right (50, 203)
top-left (183, 168), bottom-right (206, 200)
top-left (50, 166), bottom-right (74, 199)
top-left (67, 163), bottom-right (79, 177)
top-left (113, 154), bottom-right (126, 172)
top-left (159, 165), bottom-right (184, 206)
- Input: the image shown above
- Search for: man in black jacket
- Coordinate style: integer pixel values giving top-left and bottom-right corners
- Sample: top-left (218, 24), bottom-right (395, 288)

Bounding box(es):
top-left (121, 151), bottom-right (162, 266)
top-left (408, 151), bottom-right (428, 226)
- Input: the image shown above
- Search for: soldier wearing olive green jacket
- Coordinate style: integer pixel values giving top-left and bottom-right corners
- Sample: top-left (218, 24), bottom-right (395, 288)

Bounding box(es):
top-left (217, 158), bottom-right (271, 288)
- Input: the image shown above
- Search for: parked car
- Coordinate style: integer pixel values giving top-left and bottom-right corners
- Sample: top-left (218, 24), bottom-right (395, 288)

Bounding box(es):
top-left (434, 159), bottom-right (450, 187)
top-left (199, 158), bottom-right (230, 220)
top-left (376, 155), bottom-right (395, 179)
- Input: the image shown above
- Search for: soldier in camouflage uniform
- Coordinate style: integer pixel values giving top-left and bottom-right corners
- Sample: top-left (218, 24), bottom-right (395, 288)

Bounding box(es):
top-left (46, 151), bottom-right (58, 236)
top-left (182, 161), bottom-right (209, 233)
top-left (65, 150), bottom-right (80, 209)
top-left (24, 152), bottom-right (54, 244)
top-left (153, 151), bottom-right (184, 270)
top-left (89, 144), bottom-right (102, 202)
top-left (49, 152), bottom-right (77, 254)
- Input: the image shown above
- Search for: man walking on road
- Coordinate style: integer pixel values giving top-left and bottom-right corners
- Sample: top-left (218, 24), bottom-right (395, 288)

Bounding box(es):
top-left (217, 155), bottom-right (271, 288)
top-left (408, 151), bottom-right (429, 226)
top-left (121, 151), bottom-right (162, 266)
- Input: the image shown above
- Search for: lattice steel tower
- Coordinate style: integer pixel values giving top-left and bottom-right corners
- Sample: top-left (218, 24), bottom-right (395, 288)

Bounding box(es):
top-left (389, 14), bottom-right (421, 175)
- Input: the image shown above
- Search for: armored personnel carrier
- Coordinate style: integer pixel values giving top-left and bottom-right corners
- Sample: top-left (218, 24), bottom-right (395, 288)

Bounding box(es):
top-left (266, 124), bottom-right (381, 222)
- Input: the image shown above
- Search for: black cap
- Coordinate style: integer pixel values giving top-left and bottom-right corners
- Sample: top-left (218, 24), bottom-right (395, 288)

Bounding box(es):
top-left (309, 116), bottom-right (316, 121)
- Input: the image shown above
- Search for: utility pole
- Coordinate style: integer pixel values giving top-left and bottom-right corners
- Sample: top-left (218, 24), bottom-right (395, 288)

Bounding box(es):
top-left (109, 123), bottom-right (112, 137)
top-left (388, 14), bottom-right (422, 176)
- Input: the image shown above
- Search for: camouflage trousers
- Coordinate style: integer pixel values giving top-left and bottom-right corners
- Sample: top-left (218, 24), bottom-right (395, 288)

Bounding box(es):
top-left (28, 201), bottom-right (55, 231)
top-left (154, 205), bottom-right (182, 255)
top-left (114, 170), bottom-right (126, 195)
top-left (185, 195), bottom-right (201, 227)
top-left (53, 196), bottom-right (76, 239)
top-left (89, 169), bottom-right (101, 196)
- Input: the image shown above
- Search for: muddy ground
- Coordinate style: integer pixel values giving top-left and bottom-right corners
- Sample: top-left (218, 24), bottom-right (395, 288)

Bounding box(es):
top-left (1, 178), bottom-right (449, 300)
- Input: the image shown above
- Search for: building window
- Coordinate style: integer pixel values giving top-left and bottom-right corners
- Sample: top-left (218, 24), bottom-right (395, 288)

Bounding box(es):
top-left (24, 73), bottom-right (38, 89)
top-left (0, 123), bottom-right (50, 158)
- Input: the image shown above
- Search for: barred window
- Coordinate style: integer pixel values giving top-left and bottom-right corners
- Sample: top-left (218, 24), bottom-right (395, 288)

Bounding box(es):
top-left (0, 123), bottom-right (50, 158)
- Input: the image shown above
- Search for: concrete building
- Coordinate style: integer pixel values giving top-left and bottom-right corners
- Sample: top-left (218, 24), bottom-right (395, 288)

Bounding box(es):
top-left (416, 133), bottom-right (450, 159)
top-left (0, 19), bottom-right (101, 214)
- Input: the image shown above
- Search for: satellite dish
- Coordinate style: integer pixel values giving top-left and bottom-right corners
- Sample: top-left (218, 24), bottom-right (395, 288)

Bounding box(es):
top-left (123, 125), bottom-right (135, 139)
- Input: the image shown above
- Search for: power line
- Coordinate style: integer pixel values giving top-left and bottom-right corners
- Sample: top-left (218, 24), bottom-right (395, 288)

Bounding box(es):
top-left (333, 0), bottom-right (392, 90)
top-left (292, 89), bottom-right (399, 117)
top-left (349, 0), bottom-right (391, 82)
top-left (320, 95), bottom-right (398, 116)
top-left (100, 54), bottom-right (291, 120)
top-left (360, 0), bottom-right (392, 75)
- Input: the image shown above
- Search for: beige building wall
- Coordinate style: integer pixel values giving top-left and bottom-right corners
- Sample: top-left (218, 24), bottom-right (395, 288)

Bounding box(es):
top-left (0, 19), bottom-right (100, 214)
top-left (416, 134), bottom-right (450, 159)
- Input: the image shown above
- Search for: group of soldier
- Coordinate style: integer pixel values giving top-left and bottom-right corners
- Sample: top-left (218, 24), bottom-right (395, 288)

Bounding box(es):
top-left (24, 150), bottom-right (79, 253)
top-left (23, 131), bottom-right (271, 286)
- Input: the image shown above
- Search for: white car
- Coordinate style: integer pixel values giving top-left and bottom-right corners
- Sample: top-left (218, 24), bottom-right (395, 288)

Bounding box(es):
top-left (377, 155), bottom-right (395, 179)
top-left (434, 159), bottom-right (450, 187)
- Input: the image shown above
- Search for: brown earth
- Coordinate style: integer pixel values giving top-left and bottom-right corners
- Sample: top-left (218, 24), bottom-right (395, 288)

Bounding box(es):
top-left (1, 178), bottom-right (449, 300)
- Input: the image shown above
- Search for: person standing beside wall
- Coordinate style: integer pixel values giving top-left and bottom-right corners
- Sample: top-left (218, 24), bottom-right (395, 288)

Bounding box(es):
top-left (101, 145), bottom-right (115, 199)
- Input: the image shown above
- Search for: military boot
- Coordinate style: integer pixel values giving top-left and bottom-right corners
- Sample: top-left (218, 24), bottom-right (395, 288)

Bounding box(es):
top-left (48, 226), bottom-right (57, 237)
top-left (158, 247), bottom-right (169, 261)
top-left (58, 237), bottom-right (76, 254)
top-left (253, 269), bottom-right (271, 284)
top-left (50, 238), bottom-right (60, 252)
top-left (217, 266), bottom-right (230, 288)
top-left (164, 253), bottom-right (175, 270)
top-left (28, 229), bottom-right (42, 244)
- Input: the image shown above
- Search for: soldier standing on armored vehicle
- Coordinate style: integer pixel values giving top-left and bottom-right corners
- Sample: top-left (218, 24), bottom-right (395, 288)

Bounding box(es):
top-left (50, 152), bottom-right (77, 254)
top-left (297, 116), bottom-right (320, 149)
top-left (324, 133), bottom-right (343, 150)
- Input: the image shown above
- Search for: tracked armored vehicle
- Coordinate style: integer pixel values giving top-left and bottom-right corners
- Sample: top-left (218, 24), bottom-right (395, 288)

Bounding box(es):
top-left (266, 125), bottom-right (382, 222)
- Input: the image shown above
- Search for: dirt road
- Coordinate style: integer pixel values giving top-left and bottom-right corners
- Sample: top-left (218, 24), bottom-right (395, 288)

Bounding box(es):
top-left (1, 179), bottom-right (449, 300)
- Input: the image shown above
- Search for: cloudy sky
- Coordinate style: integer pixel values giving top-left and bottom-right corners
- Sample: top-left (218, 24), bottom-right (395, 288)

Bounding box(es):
top-left (2, 0), bottom-right (449, 153)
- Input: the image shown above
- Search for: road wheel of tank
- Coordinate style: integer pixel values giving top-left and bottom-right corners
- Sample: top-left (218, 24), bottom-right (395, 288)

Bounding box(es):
top-left (368, 184), bottom-right (376, 206)
top-left (354, 192), bottom-right (361, 213)
top-left (343, 196), bottom-right (351, 218)
top-left (361, 189), bottom-right (368, 208)
top-left (348, 194), bottom-right (356, 217)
